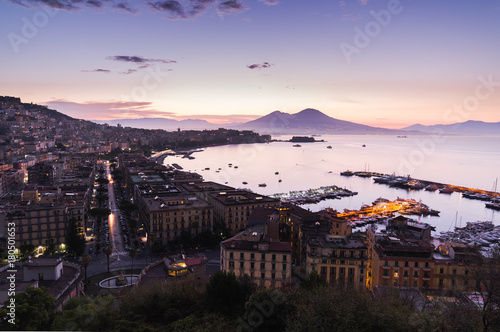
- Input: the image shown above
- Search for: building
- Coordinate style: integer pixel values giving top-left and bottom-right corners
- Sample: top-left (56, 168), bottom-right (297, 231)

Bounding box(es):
top-left (366, 217), bottom-right (435, 290)
top-left (137, 187), bottom-right (213, 245)
top-left (305, 233), bottom-right (367, 289)
top-left (220, 220), bottom-right (292, 288)
top-left (207, 190), bottom-right (279, 233)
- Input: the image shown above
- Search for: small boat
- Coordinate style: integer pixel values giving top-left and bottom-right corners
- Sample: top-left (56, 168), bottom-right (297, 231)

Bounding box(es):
top-left (258, 183), bottom-right (267, 187)
top-left (228, 163), bottom-right (232, 167)
top-left (327, 146), bottom-right (332, 149)
top-left (362, 144), bottom-right (366, 147)
top-left (275, 172), bottom-right (279, 175)
top-left (234, 166), bottom-right (238, 169)
top-left (341, 170), bottom-right (354, 176)
top-left (278, 179), bottom-right (282, 183)
top-left (486, 202), bottom-right (500, 210)
top-left (439, 187), bottom-right (454, 194)
top-left (242, 182), bottom-right (248, 185)
top-left (205, 167), bottom-right (210, 170)
top-left (293, 144), bottom-right (301, 147)
top-left (425, 184), bottom-right (439, 191)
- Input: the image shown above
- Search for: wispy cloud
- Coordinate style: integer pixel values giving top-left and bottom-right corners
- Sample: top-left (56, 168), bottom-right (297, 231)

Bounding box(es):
top-left (46, 100), bottom-right (176, 121)
top-left (81, 68), bottom-right (111, 73)
top-left (106, 55), bottom-right (177, 64)
top-left (359, 0), bottom-right (369, 5)
top-left (258, 0), bottom-right (279, 6)
top-left (8, 0), bottom-right (137, 12)
top-left (218, 0), bottom-right (248, 15)
top-left (247, 61), bottom-right (273, 70)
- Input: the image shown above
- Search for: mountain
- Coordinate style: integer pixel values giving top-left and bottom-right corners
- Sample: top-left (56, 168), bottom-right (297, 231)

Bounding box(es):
top-left (402, 120), bottom-right (500, 135)
top-left (233, 108), bottom-right (400, 134)
top-left (93, 118), bottom-right (220, 131)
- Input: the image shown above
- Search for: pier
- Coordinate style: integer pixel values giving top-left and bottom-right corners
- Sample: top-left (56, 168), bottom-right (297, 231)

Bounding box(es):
top-left (270, 185), bottom-right (357, 204)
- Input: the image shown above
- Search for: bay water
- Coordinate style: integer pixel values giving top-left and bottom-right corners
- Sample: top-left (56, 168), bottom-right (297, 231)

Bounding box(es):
top-left (164, 135), bottom-right (500, 233)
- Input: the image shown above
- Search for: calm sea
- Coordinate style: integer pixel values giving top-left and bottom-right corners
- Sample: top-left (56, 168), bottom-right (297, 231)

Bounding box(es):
top-left (164, 135), bottom-right (500, 233)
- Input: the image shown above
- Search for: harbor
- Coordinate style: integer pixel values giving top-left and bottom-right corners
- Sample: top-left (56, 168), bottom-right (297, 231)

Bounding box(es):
top-left (341, 170), bottom-right (500, 207)
top-left (270, 185), bottom-right (357, 204)
top-left (436, 221), bottom-right (500, 248)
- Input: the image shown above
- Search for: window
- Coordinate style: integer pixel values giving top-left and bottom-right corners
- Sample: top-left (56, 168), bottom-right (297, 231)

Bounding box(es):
top-left (240, 252), bottom-right (244, 259)
top-left (413, 271), bottom-right (419, 278)
top-left (453, 269), bottom-right (457, 274)
top-left (272, 254), bottom-right (276, 261)
top-left (261, 253), bottom-right (266, 260)
top-left (240, 262), bottom-right (244, 269)
top-left (405, 261), bottom-right (409, 267)
top-left (384, 260), bottom-right (389, 267)
top-left (440, 268), bottom-right (444, 274)
top-left (425, 262), bottom-right (429, 268)
top-left (465, 269), bottom-right (469, 276)
top-left (229, 261), bottom-right (234, 269)
top-left (395, 261), bottom-right (399, 267)
top-left (272, 263), bottom-right (276, 271)
top-left (250, 262), bottom-right (255, 270)
top-left (394, 271), bottom-right (399, 278)
top-left (283, 255), bottom-right (287, 262)
top-left (260, 263), bottom-right (265, 270)
top-left (413, 281), bottom-right (418, 287)
top-left (229, 252), bottom-right (234, 259)
top-left (250, 253), bottom-right (255, 260)
top-left (383, 270), bottom-right (389, 276)
top-left (414, 262), bottom-right (419, 268)
top-left (271, 273), bottom-right (275, 280)
top-left (261, 272), bottom-right (265, 279)
top-left (439, 279), bottom-right (444, 286)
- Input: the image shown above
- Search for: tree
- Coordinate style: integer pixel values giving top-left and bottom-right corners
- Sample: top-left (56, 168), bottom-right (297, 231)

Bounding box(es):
top-left (129, 248), bottom-right (137, 277)
top-left (300, 270), bottom-right (327, 290)
top-left (104, 246), bottom-right (113, 273)
top-left (82, 254), bottom-right (90, 285)
top-left (51, 295), bottom-right (116, 331)
top-left (89, 207), bottom-right (111, 226)
top-left (205, 271), bottom-right (254, 317)
top-left (66, 217), bottom-right (85, 257)
top-left (119, 201), bottom-right (137, 220)
top-left (465, 244), bottom-right (500, 331)
top-left (0, 287), bottom-right (55, 331)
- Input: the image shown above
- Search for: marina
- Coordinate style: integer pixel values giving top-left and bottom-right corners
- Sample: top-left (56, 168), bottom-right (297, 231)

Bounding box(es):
top-left (270, 185), bottom-right (357, 204)
top-left (436, 221), bottom-right (500, 248)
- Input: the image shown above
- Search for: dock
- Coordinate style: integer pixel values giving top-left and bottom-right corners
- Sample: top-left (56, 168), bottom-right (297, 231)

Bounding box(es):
top-left (270, 185), bottom-right (357, 204)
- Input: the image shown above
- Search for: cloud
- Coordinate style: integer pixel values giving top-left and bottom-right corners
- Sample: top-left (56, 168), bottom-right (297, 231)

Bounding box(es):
top-left (339, 1), bottom-right (346, 7)
top-left (246, 61), bottom-right (273, 70)
top-left (113, 2), bottom-right (138, 13)
top-left (218, 0), bottom-right (248, 15)
top-left (81, 68), bottom-right (111, 73)
top-left (149, 0), bottom-right (220, 20)
top-left (122, 69), bottom-right (137, 75)
top-left (106, 55), bottom-right (177, 64)
top-left (359, 0), bottom-right (369, 4)
top-left (46, 100), bottom-right (176, 121)
top-left (258, 0), bottom-right (278, 6)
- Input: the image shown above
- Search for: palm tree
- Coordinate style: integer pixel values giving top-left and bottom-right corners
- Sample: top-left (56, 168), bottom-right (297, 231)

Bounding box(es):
top-left (82, 254), bottom-right (90, 286)
top-left (104, 246), bottom-right (113, 273)
top-left (129, 248), bottom-right (137, 277)
top-left (149, 233), bottom-right (157, 263)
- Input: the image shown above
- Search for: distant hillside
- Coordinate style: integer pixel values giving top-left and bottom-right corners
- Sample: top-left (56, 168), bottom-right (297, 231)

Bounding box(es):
top-left (93, 118), bottom-right (220, 131)
top-left (233, 108), bottom-right (400, 134)
top-left (402, 120), bottom-right (500, 135)
top-left (0, 96), bottom-right (75, 121)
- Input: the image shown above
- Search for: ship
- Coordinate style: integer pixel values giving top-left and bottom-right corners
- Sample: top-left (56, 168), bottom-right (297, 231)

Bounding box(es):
top-left (258, 183), bottom-right (267, 187)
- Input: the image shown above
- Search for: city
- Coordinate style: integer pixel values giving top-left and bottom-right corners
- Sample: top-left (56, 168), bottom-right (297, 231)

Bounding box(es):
top-left (0, 96), bottom-right (498, 331)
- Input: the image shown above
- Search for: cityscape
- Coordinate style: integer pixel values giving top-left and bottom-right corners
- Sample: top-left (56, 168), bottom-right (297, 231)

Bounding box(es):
top-left (1, 0), bottom-right (500, 331)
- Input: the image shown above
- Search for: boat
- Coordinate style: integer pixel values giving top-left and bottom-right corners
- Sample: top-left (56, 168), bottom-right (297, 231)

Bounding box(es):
top-left (234, 166), bottom-right (238, 169)
top-left (425, 184), bottom-right (439, 191)
top-left (242, 182), bottom-right (248, 185)
top-left (293, 144), bottom-right (301, 147)
top-left (362, 144), bottom-right (366, 147)
top-left (278, 179), bottom-right (282, 183)
top-left (327, 146), bottom-right (332, 149)
top-left (486, 202), bottom-right (500, 210)
top-left (258, 183), bottom-right (267, 187)
top-left (439, 187), bottom-right (454, 194)
top-left (341, 170), bottom-right (354, 176)
top-left (275, 172), bottom-right (279, 175)
top-left (228, 163), bottom-right (232, 167)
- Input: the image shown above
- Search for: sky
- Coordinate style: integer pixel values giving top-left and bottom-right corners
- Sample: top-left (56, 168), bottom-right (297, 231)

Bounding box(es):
top-left (0, 0), bottom-right (499, 129)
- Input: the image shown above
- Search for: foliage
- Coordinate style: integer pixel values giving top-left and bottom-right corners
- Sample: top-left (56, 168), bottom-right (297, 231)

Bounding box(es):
top-left (66, 217), bottom-right (86, 257)
top-left (51, 295), bottom-right (116, 331)
top-left (299, 270), bottom-right (327, 290)
top-left (193, 230), bottom-right (219, 248)
top-left (205, 271), bottom-right (254, 317)
top-left (0, 287), bottom-right (55, 331)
